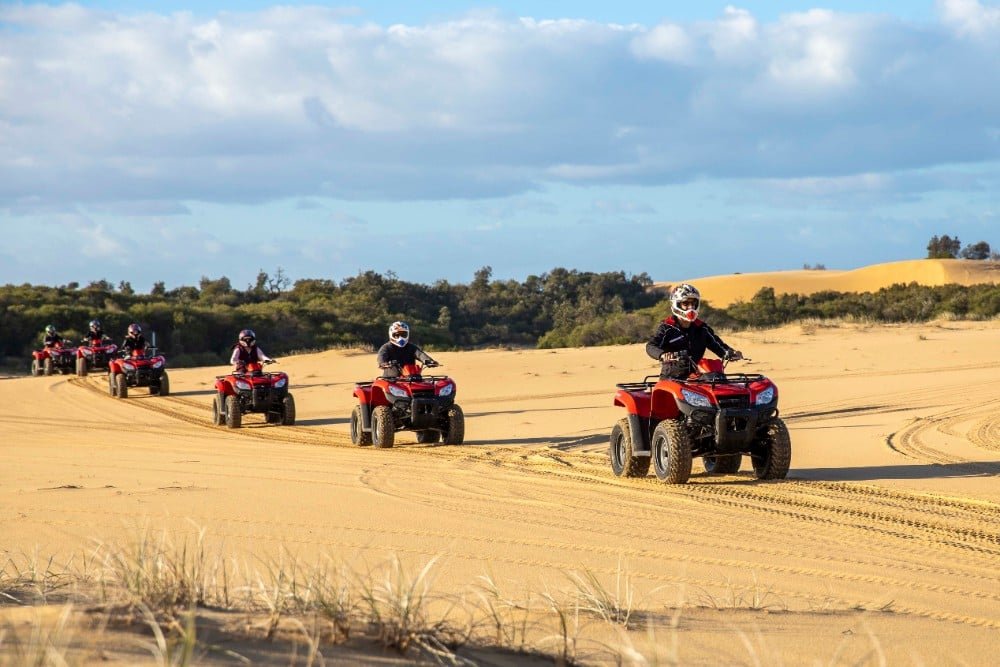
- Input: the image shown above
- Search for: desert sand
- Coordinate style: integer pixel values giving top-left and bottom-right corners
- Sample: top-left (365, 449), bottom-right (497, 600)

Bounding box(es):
top-left (658, 258), bottom-right (1000, 307)
top-left (3, 266), bottom-right (1000, 664)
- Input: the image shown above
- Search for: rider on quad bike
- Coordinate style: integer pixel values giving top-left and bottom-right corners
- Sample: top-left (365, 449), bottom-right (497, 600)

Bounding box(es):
top-left (211, 329), bottom-right (293, 428)
top-left (350, 321), bottom-right (464, 448)
top-left (120, 323), bottom-right (149, 356)
top-left (43, 325), bottom-right (64, 350)
top-left (376, 321), bottom-right (437, 377)
top-left (646, 283), bottom-right (743, 378)
top-left (607, 283), bottom-right (790, 484)
top-left (32, 325), bottom-right (74, 376)
top-left (229, 329), bottom-right (273, 373)
top-left (76, 319), bottom-right (117, 376)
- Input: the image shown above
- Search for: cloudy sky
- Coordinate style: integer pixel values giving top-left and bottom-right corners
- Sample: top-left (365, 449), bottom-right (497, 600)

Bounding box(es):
top-left (1, 1), bottom-right (998, 292)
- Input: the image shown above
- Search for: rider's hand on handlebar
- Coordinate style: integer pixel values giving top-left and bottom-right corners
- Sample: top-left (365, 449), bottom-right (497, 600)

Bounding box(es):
top-left (725, 349), bottom-right (744, 362)
top-left (423, 360), bottom-right (440, 368)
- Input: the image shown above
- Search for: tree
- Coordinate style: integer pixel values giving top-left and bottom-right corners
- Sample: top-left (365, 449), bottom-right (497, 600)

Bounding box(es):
top-left (926, 235), bottom-right (961, 259)
top-left (960, 241), bottom-right (991, 260)
top-left (151, 281), bottom-right (166, 297)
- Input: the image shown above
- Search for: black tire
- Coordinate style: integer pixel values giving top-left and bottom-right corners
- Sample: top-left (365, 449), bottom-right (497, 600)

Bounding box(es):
top-left (416, 430), bottom-right (440, 444)
top-left (157, 372), bottom-right (170, 397)
top-left (43, 358), bottom-right (53, 376)
top-left (114, 373), bottom-right (128, 399)
top-left (752, 418), bottom-right (792, 480)
top-left (76, 356), bottom-right (88, 377)
top-left (651, 420), bottom-right (693, 484)
top-left (351, 405), bottom-right (373, 446)
top-left (703, 453), bottom-right (742, 475)
top-left (281, 394), bottom-right (296, 426)
top-left (372, 405), bottom-right (394, 448)
top-left (443, 404), bottom-right (465, 445)
top-left (31, 358), bottom-right (41, 377)
top-left (108, 372), bottom-right (115, 396)
top-left (225, 394), bottom-right (242, 429)
top-left (211, 395), bottom-right (225, 426)
top-left (609, 418), bottom-right (650, 478)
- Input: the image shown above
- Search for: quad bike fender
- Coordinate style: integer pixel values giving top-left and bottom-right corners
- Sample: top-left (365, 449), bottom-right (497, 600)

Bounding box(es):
top-left (613, 388), bottom-right (651, 417)
top-left (215, 378), bottom-right (236, 396)
top-left (627, 413), bottom-right (651, 455)
top-left (650, 385), bottom-right (682, 420)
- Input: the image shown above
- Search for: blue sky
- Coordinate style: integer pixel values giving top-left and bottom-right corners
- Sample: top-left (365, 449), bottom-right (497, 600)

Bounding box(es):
top-left (1, 1), bottom-right (998, 292)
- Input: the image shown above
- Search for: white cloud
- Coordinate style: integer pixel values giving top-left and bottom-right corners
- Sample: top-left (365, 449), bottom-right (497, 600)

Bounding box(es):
top-left (0, 4), bottom-right (997, 211)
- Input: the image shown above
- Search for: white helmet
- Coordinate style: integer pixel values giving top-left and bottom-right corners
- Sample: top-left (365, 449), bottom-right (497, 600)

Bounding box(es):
top-left (670, 283), bottom-right (701, 322)
top-left (389, 321), bottom-right (410, 348)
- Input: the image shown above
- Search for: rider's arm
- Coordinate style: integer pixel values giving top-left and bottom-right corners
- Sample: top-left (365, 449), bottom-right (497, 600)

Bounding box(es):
top-left (647, 322), bottom-right (686, 360)
top-left (414, 346), bottom-right (434, 365)
top-left (229, 347), bottom-right (241, 365)
top-left (256, 347), bottom-right (273, 363)
top-left (376, 343), bottom-right (393, 367)
top-left (702, 323), bottom-right (733, 359)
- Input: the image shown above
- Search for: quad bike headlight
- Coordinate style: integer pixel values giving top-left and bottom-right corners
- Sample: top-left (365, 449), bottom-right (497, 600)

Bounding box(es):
top-left (274, 377), bottom-right (287, 389)
top-left (123, 362), bottom-right (136, 371)
top-left (387, 385), bottom-right (409, 398)
top-left (152, 359), bottom-right (163, 369)
top-left (681, 388), bottom-right (713, 408)
top-left (235, 380), bottom-right (252, 391)
top-left (755, 386), bottom-right (775, 405)
top-left (438, 383), bottom-right (454, 397)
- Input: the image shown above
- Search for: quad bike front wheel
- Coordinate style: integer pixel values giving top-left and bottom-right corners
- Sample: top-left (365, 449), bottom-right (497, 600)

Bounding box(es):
top-left (610, 418), bottom-right (650, 478)
top-left (211, 395), bottom-right (225, 426)
top-left (225, 395), bottom-right (242, 429)
top-left (281, 394), bottom-right (296, 426)
top-left (351, 405), bottom-right (372, 446)
top-left (372, 405), bottom-right (394, 448)
top-left (751, 418), bottom-right (792, 480)
top-left (76, 357), bottom-right (88, 377)
top-left (44, 358), bottom-right (53, 376)
top-left (114, 373), bottom-right (128, 399)
top-left (443, 404), bottom-right (465, 445)
top-left (152, 372), bottom-right (170, 397)
top-left (651, 420), bottom-right (693, 484)
top-left (31, 359), bottom-right (42, 377)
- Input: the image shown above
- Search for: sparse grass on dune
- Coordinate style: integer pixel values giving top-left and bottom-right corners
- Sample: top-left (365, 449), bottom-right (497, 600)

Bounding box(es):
top-left (1, 530), bottom-right (910, 666)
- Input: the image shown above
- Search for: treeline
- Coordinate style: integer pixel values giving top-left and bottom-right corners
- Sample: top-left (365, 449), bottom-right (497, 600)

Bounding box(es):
top-left (4, 269), bottom-right (1000, 372)
top-left (0, 267), bottom-right (659, 369)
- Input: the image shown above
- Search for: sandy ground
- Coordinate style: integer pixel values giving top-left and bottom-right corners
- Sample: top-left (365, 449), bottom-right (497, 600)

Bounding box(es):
top-left (657, 258), bottom-right (1000, 306)
top-left (3, 319), bottom-right (1000, 664)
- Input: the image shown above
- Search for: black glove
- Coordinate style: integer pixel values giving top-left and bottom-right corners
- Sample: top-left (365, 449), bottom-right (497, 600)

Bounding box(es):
top-left (725, 349), bottom-right (744, 362)
top-left (423, 359), bottom-right (439, 368)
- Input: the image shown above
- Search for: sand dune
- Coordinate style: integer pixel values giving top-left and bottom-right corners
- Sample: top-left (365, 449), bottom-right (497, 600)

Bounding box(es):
top-left (656, 258), bottom-right (1000, 307)
top-left (3, 316), bottom-right (1000, 663)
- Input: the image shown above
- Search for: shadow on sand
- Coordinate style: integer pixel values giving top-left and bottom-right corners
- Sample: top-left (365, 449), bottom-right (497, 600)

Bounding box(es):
top-left (793, 460), bottom-right (1000, 482)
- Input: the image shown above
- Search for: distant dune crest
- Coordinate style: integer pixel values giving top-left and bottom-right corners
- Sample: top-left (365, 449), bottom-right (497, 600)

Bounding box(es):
top-left (656, 259), bottom-right (1000, 308)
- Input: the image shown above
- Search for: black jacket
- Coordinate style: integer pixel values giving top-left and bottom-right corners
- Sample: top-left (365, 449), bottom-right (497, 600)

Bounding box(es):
top-left (376, 342), bottom-right (434, 378)
top-left (646, 316), bottom-right (733, 375)
top-left (43, 333), bottom-right (64, 348)
top-left (121, 334), bottom-right (148, 355)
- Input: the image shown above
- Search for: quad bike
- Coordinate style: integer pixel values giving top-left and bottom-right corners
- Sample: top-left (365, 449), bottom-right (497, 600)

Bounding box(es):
top-left (610, 354), bottom-right (790, 484)
top-left (211, 361), bottom-right (295, 428)
top-left (31, 342), bottom-right (78, 376)
top-left (107, 348), bottom-right (170, 398)
top-left (351, 361), bottom-right (464, 448)
top-left (76, 338), bottom-right (118, 376)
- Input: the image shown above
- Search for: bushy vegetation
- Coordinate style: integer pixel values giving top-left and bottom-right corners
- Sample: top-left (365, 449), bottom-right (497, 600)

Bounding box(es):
top-left (5, 265), bottom-right (1000, 371)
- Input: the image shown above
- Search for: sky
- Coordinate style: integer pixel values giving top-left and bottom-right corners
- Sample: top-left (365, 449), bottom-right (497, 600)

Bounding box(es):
top-left (1, 0), bottom-right (998, 292)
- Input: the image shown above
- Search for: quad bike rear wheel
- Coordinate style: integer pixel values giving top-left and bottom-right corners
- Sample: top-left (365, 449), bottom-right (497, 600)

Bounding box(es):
top-left (751, 418), bottom-right (791, 480)
top-left (610, 418), bottom-right (650, 478)
top-left (651, 420), bottom-right (693, 484)
top-left (416, 430), bottom-right (440, 444)
top-left (114, 373), bottom-right (128, 399)
top-left (703, 453), bottom-right (741, 474)
top-left (281, 394), bottom-right (296, 426)
top-left (443, 405), bottom-right (465, 445)
top-left (351, 405), bottom-right (372, 446)
top-left (211, 395), bottom-right (225, 426)
top-left (225, 395), bottom-right (242, 429)
top-left (372, 405), bottom-right (394, 448)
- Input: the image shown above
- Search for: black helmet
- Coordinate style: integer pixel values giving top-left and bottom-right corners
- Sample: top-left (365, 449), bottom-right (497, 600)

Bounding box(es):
top-left (238, 328), bottom-right (256, 347)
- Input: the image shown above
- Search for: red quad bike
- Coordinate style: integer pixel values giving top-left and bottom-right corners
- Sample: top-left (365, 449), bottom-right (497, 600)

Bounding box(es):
top-left (107, 348), bottom-right (170, 399)
top-left (211, 361), bottom-right (295, 428)
top-left (610, 356), bottom-right (791, 484)
top-left (351, 361), bottom-right (464, 448)
top-left (76, 339), bottom-right (118, 376)
top-left (31, 342), bottom-right (78, 376)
